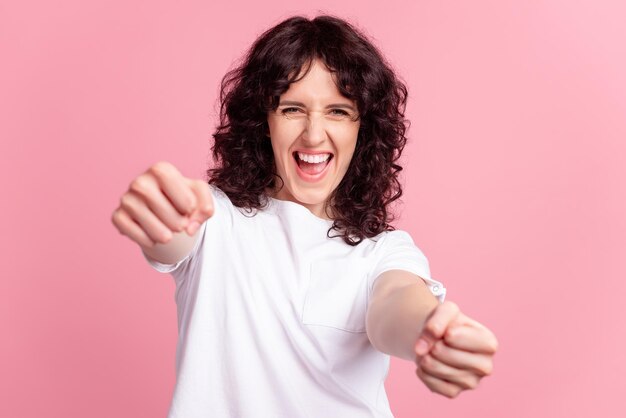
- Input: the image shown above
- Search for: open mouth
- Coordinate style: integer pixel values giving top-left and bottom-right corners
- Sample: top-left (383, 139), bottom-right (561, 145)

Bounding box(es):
top-left (292, 152), bottom-right (334, 175)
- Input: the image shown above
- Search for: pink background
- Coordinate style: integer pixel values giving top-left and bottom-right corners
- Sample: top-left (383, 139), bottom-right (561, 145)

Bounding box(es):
top-left (1, 1), bottom-right (624, 417)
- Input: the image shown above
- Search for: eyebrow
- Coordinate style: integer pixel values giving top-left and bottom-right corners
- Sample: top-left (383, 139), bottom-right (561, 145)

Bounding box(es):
top-left (278, 100), bottom-right (356, 111)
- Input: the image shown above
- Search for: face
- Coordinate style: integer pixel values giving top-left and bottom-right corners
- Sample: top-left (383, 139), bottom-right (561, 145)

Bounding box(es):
top-left (266, 58), bottom-right (360, 220)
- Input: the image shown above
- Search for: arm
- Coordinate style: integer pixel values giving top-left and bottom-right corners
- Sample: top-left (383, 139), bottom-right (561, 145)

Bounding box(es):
top-left (367, 270), bottom-right (499, 399)
top-left (366, 269), bottom-right (440, 361)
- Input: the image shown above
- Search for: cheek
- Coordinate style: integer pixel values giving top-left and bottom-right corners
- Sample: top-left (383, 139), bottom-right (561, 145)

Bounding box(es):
top-left (341, 154), bottom-right (355, 173)
top-left (267, 128), bottom-right (289, 154)
top-left (339, 136), bottom-right (358, 165)
top-left (269, 124), bottom-right (296, 147)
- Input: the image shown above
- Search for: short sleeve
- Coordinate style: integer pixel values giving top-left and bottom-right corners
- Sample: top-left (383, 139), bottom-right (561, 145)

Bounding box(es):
top-left (368, 230), bottom-right (447, 303)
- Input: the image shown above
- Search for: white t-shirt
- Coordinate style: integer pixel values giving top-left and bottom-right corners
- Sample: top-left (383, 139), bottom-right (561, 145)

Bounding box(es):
top-left (143, 185), bottom-right (446, 418)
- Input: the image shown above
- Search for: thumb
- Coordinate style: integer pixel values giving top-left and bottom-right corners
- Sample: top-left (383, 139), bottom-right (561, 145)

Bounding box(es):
top-left (414, 330), bottom-right (438, 358)
top-left (415, 301), bottom-right (460, 357)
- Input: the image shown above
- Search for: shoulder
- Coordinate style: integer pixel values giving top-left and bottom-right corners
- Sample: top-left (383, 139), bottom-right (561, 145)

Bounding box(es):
top-left (380, 229), bottom-right (416, 242)
top-left (207, 183), bottom-right (237, 227)
top-left (207, 183), bottom-right (275, 225)
top-left (366, 228), bottom-right (431, 284)
top-left (367, 228), bottom-right (447, 302)
top-left (371, 229), bottom-right (424, 255)
top-left (208, 183), bottom-right (229, 203)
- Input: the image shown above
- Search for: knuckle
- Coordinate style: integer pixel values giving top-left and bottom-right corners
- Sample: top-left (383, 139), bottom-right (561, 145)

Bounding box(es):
top-left (120, 194), bottom-right (134, 209)
top-left (426, 321), bottom-right (440, 336)
top-left (431, 341), bottom-right (444, 356)
top-left (129, 177), bottom-right (149, 194)
top-left (200, 203), bottom-right (213, 216)
top-left (111, 211), bottom-right (125, 231)
top-left (444, 327), bottom-right (458, 342)
top-left (445, 300), bottom-right (460, 314)
top-left (175, 220), bottom-right (187, 232)
top-left (490, 337), bottom-right (500, 353)
top-left (424, 354), bottom-right (437, 369)
top-left (158, 230), bottom-right (173, 243)
top-left (185, 195), bottom-right (197, 211)
top-left (445, 385), bottom-right (462, 398)
top-left (154, 236), bottom-right (167, 245)
top-left (150, 161), bottom-right (172, 177)
top-left (459, 377), bottom-right (477, 390)
top-left (111, 209), bottom-right (121, 224)
top-left (483, 362), bottom-right (494, 376)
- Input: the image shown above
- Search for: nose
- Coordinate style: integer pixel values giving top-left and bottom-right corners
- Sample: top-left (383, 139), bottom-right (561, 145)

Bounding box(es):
top-left (301, 113), bottom-right (327, 145)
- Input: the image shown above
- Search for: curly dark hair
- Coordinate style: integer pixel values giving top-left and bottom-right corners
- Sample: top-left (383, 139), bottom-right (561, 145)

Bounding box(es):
top-left (206, 14), bottom-right (410, 246)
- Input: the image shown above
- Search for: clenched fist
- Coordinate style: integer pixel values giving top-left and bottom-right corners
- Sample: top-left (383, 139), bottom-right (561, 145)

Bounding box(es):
top-left (111, 161), bottom-right (214, 249)
top-left (414, 301), bottom-right (498, 398)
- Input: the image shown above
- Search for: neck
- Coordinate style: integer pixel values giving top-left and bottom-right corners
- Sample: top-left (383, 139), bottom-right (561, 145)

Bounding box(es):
top-left (265, 187), bottom-right (335, 220)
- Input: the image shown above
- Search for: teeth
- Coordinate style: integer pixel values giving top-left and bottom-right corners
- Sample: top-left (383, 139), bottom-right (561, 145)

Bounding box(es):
top-left (297, 152), bottom-right (331, 163)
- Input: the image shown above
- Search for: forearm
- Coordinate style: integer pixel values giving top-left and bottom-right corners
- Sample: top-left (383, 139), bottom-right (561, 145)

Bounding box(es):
top-left (366, 277), bottom-right (440, 361)
top-left (141, 227), bottom-right (202, 265)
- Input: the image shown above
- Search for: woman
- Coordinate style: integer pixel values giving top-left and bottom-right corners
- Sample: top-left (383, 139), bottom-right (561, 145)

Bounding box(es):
top-left (111, 14), bottom-right (498, 417)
